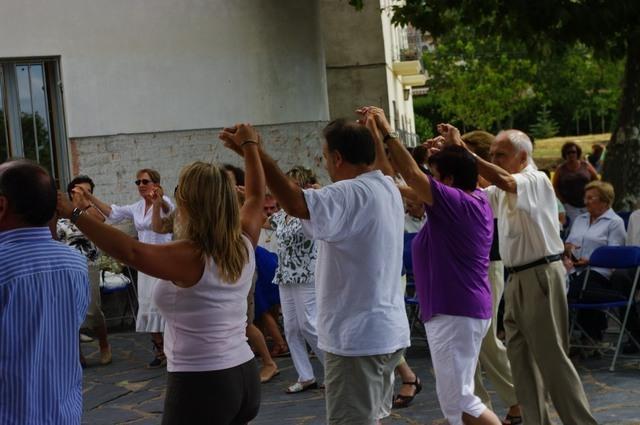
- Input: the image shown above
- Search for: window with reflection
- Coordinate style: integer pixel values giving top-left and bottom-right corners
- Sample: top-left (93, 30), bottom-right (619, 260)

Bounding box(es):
top-left (0, 59), bottom-right (67, 186)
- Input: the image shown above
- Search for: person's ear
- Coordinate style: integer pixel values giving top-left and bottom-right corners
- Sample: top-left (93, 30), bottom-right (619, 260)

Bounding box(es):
top-left (332, 150), bottom-right (344, 168)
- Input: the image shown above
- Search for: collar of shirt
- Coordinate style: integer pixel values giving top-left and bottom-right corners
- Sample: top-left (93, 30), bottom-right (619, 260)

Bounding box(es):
top-left (0, 226), bottom-right (52, 245)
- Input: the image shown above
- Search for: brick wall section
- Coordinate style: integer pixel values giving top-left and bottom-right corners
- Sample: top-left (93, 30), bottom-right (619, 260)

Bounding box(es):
top-left (71, 121), bottom-right (329, 206)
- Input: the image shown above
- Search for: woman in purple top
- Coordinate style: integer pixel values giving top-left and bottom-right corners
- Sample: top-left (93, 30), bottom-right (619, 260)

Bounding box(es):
top-left (359, 106), bottom-right (501, 425)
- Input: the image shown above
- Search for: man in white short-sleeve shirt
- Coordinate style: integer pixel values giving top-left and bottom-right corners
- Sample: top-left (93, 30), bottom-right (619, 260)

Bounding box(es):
top-left (253, 118), bottom-right (410, 425)
top-left (441, 126), bottom-right (597, 425)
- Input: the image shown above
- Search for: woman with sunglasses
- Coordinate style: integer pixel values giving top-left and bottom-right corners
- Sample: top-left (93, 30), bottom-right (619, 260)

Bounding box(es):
top-left (78, 168), bottom-right (175, 368)
top-left (552, 142), bottom-right (598, 226)
top-left (57, 124), bottom-right (265, 424)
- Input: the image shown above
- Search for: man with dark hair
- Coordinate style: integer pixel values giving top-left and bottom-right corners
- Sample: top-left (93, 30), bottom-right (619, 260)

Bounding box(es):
top-left (222, 119), bottom-right (410, 424)
top-left (0, 159), bottom-right (89, 424)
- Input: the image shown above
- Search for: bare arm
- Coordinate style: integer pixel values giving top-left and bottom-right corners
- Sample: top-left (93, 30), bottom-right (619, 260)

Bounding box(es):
top-left (398, 184), bottom-right (421, 204)
top-left (585, 161), bottom-right (599, 180)
top-left (218, 123), bottom-right (267, 247)
top-left (239, 144), bottom-right (266, 247)
top-left (356, 108), bottom-right (395, 176)
top-left (259, 148), bottom-right (309, 219)
top-left (436, 123), bottom-right (518, 193)
top-left (358, 107), bottom-right (434, 205)
top-left (57, 193), bottom-right (203, 287)
top-left (83, 190), bottom-right (113, 217)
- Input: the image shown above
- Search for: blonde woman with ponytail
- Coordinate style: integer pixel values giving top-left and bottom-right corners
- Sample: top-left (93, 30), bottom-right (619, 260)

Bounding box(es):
top-left (57, 123), bottom-right (266, 425)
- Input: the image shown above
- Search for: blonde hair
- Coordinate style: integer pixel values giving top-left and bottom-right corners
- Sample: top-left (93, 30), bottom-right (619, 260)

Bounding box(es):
top-left (174, 162), bottom-right (248, 283)
top-left (286, 166), bottom-right (318, 188)
top-left (585, 180), bottom-right (615, 207)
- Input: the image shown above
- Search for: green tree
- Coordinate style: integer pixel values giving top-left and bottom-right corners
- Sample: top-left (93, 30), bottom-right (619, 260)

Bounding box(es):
top-left (529, 104), bottom-right (559, 139)
top-left (350, 0), bottom-right (640, 209)
top-left (421, 28), bottom-right (536, 131)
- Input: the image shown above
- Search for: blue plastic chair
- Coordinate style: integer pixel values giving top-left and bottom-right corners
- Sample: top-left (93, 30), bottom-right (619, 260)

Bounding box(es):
top-left (616, 211), bottom-right (632, 230)
top-left (403, 233), bottom-right (425, 340)
top-left (568, 246), bottom-right (640, 371)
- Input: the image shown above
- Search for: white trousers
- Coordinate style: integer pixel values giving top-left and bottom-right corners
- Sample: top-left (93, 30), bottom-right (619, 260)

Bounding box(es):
top-left (425, 314), bottom-right (490, 425)
top-left (279, 284), bottom-right (324, 382)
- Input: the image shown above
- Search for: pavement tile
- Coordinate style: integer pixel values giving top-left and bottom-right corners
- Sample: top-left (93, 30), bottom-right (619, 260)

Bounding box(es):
top-left (82, 331), bottom-right (640, 424)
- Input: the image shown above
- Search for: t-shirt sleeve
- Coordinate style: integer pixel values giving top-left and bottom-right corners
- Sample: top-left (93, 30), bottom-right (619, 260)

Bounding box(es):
top-left (609, 217), bottom-right (627, 247)
top-left (514, 171), bottom-right (546, 214)
top-left (301, 184), bottom-right (352, 242)
top-left (108, 203), bottom-right (135, 223)
top-left (627, 211), bottom-right (640, 246)
top-left (428, 176), bottom-right (465, 216)
top-left (483, 185), bottom-right (499, 212)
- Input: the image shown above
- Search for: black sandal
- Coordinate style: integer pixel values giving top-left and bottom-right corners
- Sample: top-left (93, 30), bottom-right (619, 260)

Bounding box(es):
top-left (502, 414), bottom-right (523, 425)
top-left (392, 377), bottom-right (422, 409)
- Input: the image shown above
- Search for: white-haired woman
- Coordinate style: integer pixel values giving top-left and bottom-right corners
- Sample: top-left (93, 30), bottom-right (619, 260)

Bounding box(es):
top-left (57, 123), bottom-right (265, 424)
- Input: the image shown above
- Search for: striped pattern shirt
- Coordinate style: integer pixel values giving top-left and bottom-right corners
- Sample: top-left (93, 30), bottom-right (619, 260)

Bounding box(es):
top-left (0, 227), bottom-right (89, 425)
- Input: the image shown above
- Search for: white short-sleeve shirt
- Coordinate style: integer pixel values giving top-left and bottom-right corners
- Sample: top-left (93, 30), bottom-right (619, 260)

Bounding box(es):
top-left (485, 165), bottom-right (564, 267)
top-left (108, 197), bottom-right (175, 244)
top-left (301, 170), bottom-right (410, 356)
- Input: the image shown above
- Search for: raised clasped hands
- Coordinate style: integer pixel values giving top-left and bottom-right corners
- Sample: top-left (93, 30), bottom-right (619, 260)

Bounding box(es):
top-left (423, 136), bottom-right (445, 157)
top-left (70, 185), bottom-right (92, 208)
top-left (218, 123), bottom-right (261, 157)
top-left (436, 123), bottom-right (464, 147)
top-left (355, 106), bottom-right (392, 138)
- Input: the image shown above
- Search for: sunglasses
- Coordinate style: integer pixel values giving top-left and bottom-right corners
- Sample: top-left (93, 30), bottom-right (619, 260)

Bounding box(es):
top-left (135, 179), bottom-right (152, 186)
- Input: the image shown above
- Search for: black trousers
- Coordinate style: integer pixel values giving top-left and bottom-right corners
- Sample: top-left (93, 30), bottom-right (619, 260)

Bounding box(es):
top-left (162, 358), bottom-right (261, 425)
top-left (568, 270), bottom-right (627, 341)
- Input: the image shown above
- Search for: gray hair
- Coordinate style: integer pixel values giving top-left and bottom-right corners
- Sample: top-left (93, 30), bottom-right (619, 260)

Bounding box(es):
top-left (498, 129), bottom-right (537, 169)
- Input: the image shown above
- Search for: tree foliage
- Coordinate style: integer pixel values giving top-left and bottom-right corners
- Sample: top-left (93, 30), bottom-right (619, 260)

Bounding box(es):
top-left (349, 0), bottom-right (640, 208)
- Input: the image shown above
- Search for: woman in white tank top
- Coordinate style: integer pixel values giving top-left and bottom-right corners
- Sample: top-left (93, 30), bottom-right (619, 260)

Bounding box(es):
top-left (57, 124), bottom-right (267, 425)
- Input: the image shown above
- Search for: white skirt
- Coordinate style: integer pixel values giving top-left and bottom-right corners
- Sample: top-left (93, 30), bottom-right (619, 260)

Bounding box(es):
top-left (136, 272), bottom-right (166, 333)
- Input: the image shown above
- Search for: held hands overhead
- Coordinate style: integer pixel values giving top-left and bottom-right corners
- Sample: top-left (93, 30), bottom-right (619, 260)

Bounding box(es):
top-left (218, 123), bottom-right (261, 157)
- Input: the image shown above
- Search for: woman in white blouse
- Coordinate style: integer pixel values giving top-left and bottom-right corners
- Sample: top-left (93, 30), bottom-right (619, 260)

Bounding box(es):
top-left (57, 123), bottom-right (265, 424)
top-left (81, 168), bottom-right (175, 368)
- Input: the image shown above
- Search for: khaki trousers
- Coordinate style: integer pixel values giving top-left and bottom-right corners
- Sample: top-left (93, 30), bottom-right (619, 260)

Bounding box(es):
top-left (474, 261), bottom-right (518, 409)
top-left (504, 261), bottom-right (597, 425)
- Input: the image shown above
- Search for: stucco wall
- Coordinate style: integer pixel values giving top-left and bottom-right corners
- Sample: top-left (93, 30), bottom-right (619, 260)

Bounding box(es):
top-left (0, 0), bottom-right (329, 138)
top-left (72, 122), bottom-right (329, 206)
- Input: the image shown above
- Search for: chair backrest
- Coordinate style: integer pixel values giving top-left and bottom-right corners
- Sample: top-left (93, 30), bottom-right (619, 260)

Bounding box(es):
top-left (588, 246), bottom-right (640, 269)
top-left (616, 211), bottom-right (632, 230)
top-left (403, 232), bottom-right (417, 275)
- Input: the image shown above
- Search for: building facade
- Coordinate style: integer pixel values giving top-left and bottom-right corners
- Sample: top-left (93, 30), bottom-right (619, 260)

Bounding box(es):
top-left (0, 0), bottom-right (423, 204)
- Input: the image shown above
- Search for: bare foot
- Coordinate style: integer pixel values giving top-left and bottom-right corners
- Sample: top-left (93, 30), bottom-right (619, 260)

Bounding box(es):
top-left (259, 363), bottom-right (279, 383)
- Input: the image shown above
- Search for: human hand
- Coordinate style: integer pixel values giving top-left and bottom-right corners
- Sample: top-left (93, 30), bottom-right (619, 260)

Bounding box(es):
top-left (70, 186), bottom-right (91, 210)
top-left (574, 257), bottom-right (589, 267)
top-left (423, 136), bottom-right (445, 157)
top-left (219, 123), bottom-right (260, 156)
top-left (437, 123), bottom-right (464, 147)
top-left (150, 186), bottom-right (164, 206)
top-left (57, 191), bottom-right (75, 219)
top-left (356, 106), bottom-right (393, 136)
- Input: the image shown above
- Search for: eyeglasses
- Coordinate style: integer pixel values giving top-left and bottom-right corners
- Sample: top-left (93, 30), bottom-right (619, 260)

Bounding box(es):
top-left (135, 179), bottom-right (152, 186)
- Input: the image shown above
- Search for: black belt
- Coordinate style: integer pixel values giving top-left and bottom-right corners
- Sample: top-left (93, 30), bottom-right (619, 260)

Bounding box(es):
top-left (505, 254), bottom-right (562, 274)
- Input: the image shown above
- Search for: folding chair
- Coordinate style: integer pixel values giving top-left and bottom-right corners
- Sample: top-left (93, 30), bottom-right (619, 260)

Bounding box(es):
top-left (568, 246), bottom-right (640, 371)
top-left (100, 266), bottom-right (138, 328)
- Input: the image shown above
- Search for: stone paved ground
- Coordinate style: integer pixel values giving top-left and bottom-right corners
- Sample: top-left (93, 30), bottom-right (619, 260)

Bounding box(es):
top-left (82, 332), bottom-right (640, 425)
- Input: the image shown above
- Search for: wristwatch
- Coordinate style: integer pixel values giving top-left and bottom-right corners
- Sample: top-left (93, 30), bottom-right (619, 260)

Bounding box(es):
top-left (383, 131), bottom-right (399, 143)
top-left (70, 207), bottom-right (85, 224)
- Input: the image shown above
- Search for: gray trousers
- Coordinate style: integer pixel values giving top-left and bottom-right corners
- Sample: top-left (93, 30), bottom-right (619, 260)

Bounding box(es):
top-left (504, 261), bottom-right (597, 425)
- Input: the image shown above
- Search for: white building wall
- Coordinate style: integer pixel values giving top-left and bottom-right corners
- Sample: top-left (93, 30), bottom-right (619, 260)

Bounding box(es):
top-left (0, 0), bottom-right (329, 138)
top-left (380, 0), bottom-right (417, 144)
